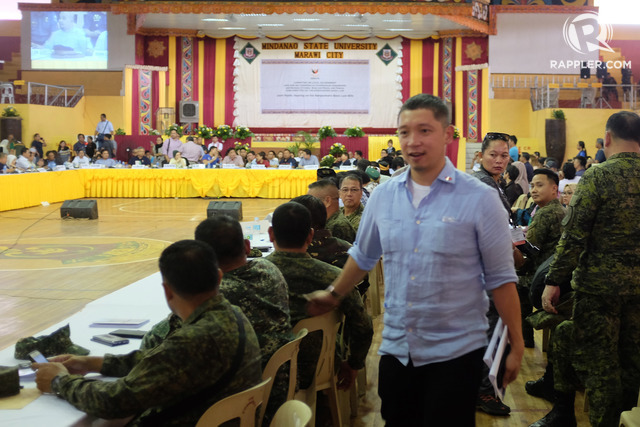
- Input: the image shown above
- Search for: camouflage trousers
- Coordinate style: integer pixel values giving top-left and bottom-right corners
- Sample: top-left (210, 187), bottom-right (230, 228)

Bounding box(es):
top-left (552, 292), bottom-right (640, 427)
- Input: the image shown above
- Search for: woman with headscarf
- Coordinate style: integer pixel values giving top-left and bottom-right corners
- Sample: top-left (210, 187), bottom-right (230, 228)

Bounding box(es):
top-left (512, 161), bottom-right (530, 194)
top-left (4, 154), bottom-right (17, 173)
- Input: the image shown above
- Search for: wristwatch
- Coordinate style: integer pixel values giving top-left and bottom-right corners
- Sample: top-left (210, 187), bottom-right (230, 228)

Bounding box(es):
top-left (326, 285), bottom-right (344, 301)
top-left (51, 374), bottom-right (65, 397)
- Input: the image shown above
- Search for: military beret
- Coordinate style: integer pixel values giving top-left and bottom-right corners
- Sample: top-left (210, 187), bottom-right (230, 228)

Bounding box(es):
top-left (365, 166), bottom-right (380, 180)
top-left (317, 167), bottom-right (336, 179)
top-left (14, 324), bottom-right (89, 360)
top-left (0, 366), bottom-right (19, 398)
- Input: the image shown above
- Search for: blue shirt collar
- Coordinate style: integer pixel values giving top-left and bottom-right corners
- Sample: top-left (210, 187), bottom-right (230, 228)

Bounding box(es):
top-left (400, 157), bottom-right (457, 186)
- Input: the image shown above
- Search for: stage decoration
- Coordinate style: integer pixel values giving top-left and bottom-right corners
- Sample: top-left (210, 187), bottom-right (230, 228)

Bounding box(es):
top-left (164, 124), bottom-right (184, 137)
top-left (148, 39), bottom-right (166, 59)
top-left (240, 43), bottom-right (260, 64)
top-left (344, 126), bottom-right (366, 138)
top-left (320, 154), bottom-right (336, 168)
top-left (329, 142), bottom-right (347, 157)
top-left (115, 128), bottom-right (126, 135)
top-left (234, 126), bottom-right (254, 140)
top-left (318, 126), bottom-right (337, 140)
top-left (1, 106), bottom-right (19, 117)
top-left (139, 69), bottom-right (152, 135)
top-left (196, 125), bottom-right (214, 140)
top-left (466, 70), bottom-right (479, 141)
top-left (216, 124), bottom-right (233, 140)
top-left (150, 129), bottom-right (162, 135)
top-left (464, 41), bottom-right (483, 61)
top-left (442, 38), bottom-right (454, 105)
top-left (376, 43), bottom-right (397, 66)
top-left (234, 141), bottom-right (251, 152)
top-left (453, 126), bottom-right (460, 140)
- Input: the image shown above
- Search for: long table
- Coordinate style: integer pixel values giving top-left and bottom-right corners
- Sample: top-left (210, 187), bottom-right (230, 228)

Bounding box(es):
top-left (0, 169), bottom-right (319, 212)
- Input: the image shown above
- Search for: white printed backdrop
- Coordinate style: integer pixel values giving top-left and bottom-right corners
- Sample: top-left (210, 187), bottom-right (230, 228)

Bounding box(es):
top-left (233, 36), bottom-right (403, 128)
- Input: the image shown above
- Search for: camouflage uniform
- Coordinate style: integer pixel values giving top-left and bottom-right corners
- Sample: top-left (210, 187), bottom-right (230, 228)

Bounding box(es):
top-left (326, 210), bottom-right (356, 244)
top-left (307, 228), bottom-right (352, 269)
top-left (340, 204), bottom-right (365, 233)
top-left (548, 153), bottom-right (640, 427)
top-left (266, 250), bottom-right (373, 389)
top-left (53, 295), bottom-right (262, 426)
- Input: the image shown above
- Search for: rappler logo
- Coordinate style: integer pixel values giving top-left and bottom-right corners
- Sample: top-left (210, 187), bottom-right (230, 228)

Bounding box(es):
top-left (562, 11), bottom-right (614, 55)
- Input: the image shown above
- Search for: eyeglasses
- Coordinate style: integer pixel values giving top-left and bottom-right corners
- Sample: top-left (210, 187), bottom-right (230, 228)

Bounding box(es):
top-left (484, 132), bottom-right (510, 142)
top-left (340, 188), bottom-right (362, 194)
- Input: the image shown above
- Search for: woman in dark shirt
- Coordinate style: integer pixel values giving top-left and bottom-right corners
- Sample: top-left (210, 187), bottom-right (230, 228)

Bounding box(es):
top-left (58, 140), bottom-right (71, 163)
top-left (503, 164), bottom-right (524, 206)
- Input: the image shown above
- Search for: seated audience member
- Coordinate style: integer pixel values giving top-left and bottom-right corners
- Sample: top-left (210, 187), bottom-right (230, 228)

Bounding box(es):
top-left (266, 202), bottom-right (373, 390)
top-left (94, 149), bottom-right (117, 167)
top-left (298, 149), bottom-right (319, 168)
top-left (169, 151), bottom-right (187, 168)
top-left (278, 149), bottom-right (297, 168)
top-left (277, 151), bottom-right (284, 162)
top-left (36, 158), bottom-right (46, 169)
top-left (202, 146), bottom-right (221, 168)
top-left (221, 147), bottom-right (244, 167)
top-left (72, 149), bottom-right (91, 167)
top-left (85, 136), bottom-right (97, 159)
top-left (16, 147), bottom-right (35, 171)
top-left (390, 157), bottom-right (405, 176)
top-left (238, 147), bottom-right (248, 164)
top-left (352, 150), bottom-right (364, 167)
top-left (558, 162), bottom-right (580, 197)
top-left (512, 161), bottom-right (530, 195)
top-left (560, 183), bottom-right (576, 207)
top-left (333, 153), bottom-right (352, 168)
top-left (4, 154), bottom-right (17, 173)
top-left (573, 155), bottom-right (587, 177)
top-left (520, 152), bottom-right (535, 182)
top-left (378, 148), bottom-right (390, 164)
top-left (144, 150), bottom-right (154, 164)
top-left (544, 157), bottom-right (559, 173)
top-left (355, 158), bottom-right (371, 173)
top-left (0, 152), bottom-right (11, 173)
top-left (181, 136), bottom-right (203, 164)
top-left (504, 164), bottom-right (524, 206)
top-left (576, 140), bottom-right (587, 158)
top-left (364, 166), bottom-right (381, 194)
top-left (45, 150), bottom-right (61, 169)
top-left (339, 174), bottom-right (365, 232)
top-left (102, 134), bottom-right (117, 159)
top-left (207, 136), bottom-right (223, 152)
top-left (308, 179), bottom-right (356, 243)
top-left (13, 138), bottom-right (25, 158)
top-left (244, 151), bottom-right (257, 168)
top-left (58, 140), bottom-right (72, 163)
top-left (254, 151), bottom-right (270, 167)
top-left (594, 137), bottom-right (606, 163)
top-left (0, 134), bottom-right (18, 154)
top-left (267, 150), bottom-right (279, 167)
top-left (33, 240), bottom-right (262, 425)
top-left (127, 147), bottom-right (151, 167)
top-left (291, 195), bottom-right (352, 269)
top-left (73, 134), bottom-right (86, 155)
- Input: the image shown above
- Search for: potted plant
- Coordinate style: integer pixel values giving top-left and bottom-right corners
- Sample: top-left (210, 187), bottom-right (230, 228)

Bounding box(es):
top-left (545, 109), bottom-right (566, 163)
top-left (329, 142), bottom-right (346, 157)
top-left (320, 154), bottom-right (335, 167)
top-left (215, 124), bottom-right (233, 141)
top-left (296, 130), bottom-right (318, 150)
top-left (344, 126), bottom-right (365, 138)
top-left (196, 125), bottom-right (214, 140)
top-left (234, 126), bottom-right (254, 141)
top-left (317, 125), bottom-right (337, 140)
top-left (1, 105), bottom-right (22, 142)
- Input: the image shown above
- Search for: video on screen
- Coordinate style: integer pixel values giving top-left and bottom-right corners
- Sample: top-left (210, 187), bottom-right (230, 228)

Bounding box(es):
top-left (30, 11), bottom-right (108, 70)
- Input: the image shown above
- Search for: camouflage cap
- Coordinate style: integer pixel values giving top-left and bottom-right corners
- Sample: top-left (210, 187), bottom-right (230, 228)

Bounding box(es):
top-left (14, 324), bottom-right (90, 360)
top-left (0, 366), bottom-right (19, 398)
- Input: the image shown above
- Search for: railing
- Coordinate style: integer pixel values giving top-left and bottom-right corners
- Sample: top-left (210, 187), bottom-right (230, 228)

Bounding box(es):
top-left (27, 82), bottom-right (84, 107)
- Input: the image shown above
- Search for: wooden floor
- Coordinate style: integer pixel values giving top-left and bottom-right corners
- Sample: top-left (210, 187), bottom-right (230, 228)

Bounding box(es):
top-left (0, 198), bottom-right (589, 426)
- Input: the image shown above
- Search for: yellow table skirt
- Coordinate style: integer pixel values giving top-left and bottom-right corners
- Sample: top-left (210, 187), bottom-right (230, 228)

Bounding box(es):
top-left (1, 169), bottom-right (319, 211)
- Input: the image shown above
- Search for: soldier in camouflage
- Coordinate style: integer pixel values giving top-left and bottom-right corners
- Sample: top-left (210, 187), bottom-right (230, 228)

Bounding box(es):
top-left (339, 174), bottom-right (365, 232)
top-left (308, 179), bottom-right (356, 243)
top-left (291, 194), bottom-right (352, 269)
top-left (33, 240), bottom-right (262, 426)
top-left (531, 111), bottom-right (640, 427)
top-left (266, 202), bottom-right (373, 391)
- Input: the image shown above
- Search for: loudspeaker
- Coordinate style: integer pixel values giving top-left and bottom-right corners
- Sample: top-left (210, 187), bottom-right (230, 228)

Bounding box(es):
top-left (179, 100), bottom-right (199, 123)
top-left (60, 199), bottom-right (98, 219)
top-left (580, 62), bottom-right (590, 79)
top-left (596, 62), bottom-right (607, 79)
top-left (207, 201), bottom-right (243, 221)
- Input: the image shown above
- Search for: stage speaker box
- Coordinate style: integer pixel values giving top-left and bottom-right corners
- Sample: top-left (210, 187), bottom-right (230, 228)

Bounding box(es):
top-left (207, 201), bottom-right (243, 221)
top-left (580, 62), bottom-right (591, 79)
top-left (60, 199), bottom-right (98, 219)
top-left (179, 100), bottom-right (199, 123)
top-left (596, 62), bottom-right (608, 79)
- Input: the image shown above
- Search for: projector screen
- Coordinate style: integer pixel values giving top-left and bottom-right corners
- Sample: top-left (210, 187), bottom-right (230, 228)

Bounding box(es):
top-left (30, 11), bottom-right (108, 70)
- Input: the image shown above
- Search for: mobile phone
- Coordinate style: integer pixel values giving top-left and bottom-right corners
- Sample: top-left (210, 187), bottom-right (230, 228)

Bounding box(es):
top-left (91, 334), bottom-right (129, 347)
top-left (28, 350), bottom-right (48, 364)
top-left (109, 329), bottom-right (147, 339)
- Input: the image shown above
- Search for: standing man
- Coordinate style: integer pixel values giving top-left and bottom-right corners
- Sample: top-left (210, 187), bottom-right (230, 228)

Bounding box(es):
top-left (520, 152), bottom-right (535, 182)
top-left (594, 138), bottom-right (606, 163)
top-left (73, 134), bottom-right (86, 156)
top-left (181, 136), bottom-right (204, 164)
top-left (308, 94), bottom-right (523, 426)
top-left (509, 135), bottom-right (519, 162)
top-left (162, 129), bottom-right (183, 163)
top-left (533, 111), bottom-right (640, 427)
top-left (95, 113), bottom-right (114, 151)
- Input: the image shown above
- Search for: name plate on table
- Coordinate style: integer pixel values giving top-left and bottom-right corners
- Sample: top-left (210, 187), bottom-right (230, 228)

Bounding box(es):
top-left (278, 164), bottom-right (291, 170)
top-left (80, 163), bottom-right (93, 168)
top-left (163, 164), bottom-right (177, 169)
top-left (53, 165), bottom-right (66, 171)
top-left (222, 164), bottom-right (237, 169)
top-left (132, 164), bottom-right (147, 169)
top-left (340, 165), bottom-right (355, 170)
top-left (304, 165), bottom-right (319, 170)
top-left (251, 164), bottom-right (266, 169)
top-left (37, 168), bottom-right (48, 173)
top-left (191, 164), bottom-right (205, 169)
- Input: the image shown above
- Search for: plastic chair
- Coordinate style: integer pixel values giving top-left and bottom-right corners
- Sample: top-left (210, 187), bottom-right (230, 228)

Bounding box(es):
top-left (270, 400), bottom-right (312, 427)
top-left (259, 329), bottom-right (309, 424)
top-left (0, 83), bottom-right (14, 104)
top-left (619, 387), bottom-right (640, 427)
top-left (195, 377), bottom-right (272, 427)
top-left (293, 310), bottom-right (343, 427)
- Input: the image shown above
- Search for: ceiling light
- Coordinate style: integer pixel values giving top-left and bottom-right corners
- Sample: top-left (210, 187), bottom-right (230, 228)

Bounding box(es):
top-left (387, 29), bottom-right (413, 32)
top-left (220, 27), bottom-right (246, 30)
top-left (240, 13), bottom-right (267, 17)
top-left (343, 24), bottom-right (370, 27)
top-left (202, 18), bottom-right (228, 22)
top-left (302, 28), bottom-right (331, 31)
top-left (383, 19), bottom-right (411, 22)
top-left (293, 18), bottom-right (321, 22)
top-left (258, 24), bottom-right (284, 27)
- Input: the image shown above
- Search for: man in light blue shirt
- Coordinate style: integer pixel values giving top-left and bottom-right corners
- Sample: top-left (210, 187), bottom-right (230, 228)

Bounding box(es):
top-left (297, 149), bottom-right (319, 167)
top-left (509, 135), bottom-right (519, 162)
top-left (308, 94), bottom-right (523, 426)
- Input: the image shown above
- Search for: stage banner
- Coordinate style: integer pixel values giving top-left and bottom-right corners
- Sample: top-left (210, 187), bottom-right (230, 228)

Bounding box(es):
top-left (233, 36), bottom-right (403, 128)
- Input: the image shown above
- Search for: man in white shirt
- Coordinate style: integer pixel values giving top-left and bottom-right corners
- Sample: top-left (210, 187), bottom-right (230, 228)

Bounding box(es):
top-left (95, 114), bottom-right (114, 150)
top-left (72, 149), bottom-right (91, 167)
top-left (16, 147), bottom-right (35, 171)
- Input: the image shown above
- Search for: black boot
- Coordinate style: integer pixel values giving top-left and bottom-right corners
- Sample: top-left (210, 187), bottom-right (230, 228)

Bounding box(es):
top-left (528, 391), bottom-right (576, 427)
top-left (525, 363), bottom-right (556, 403)
top-left (523, 323), bottom-right (535, 348)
